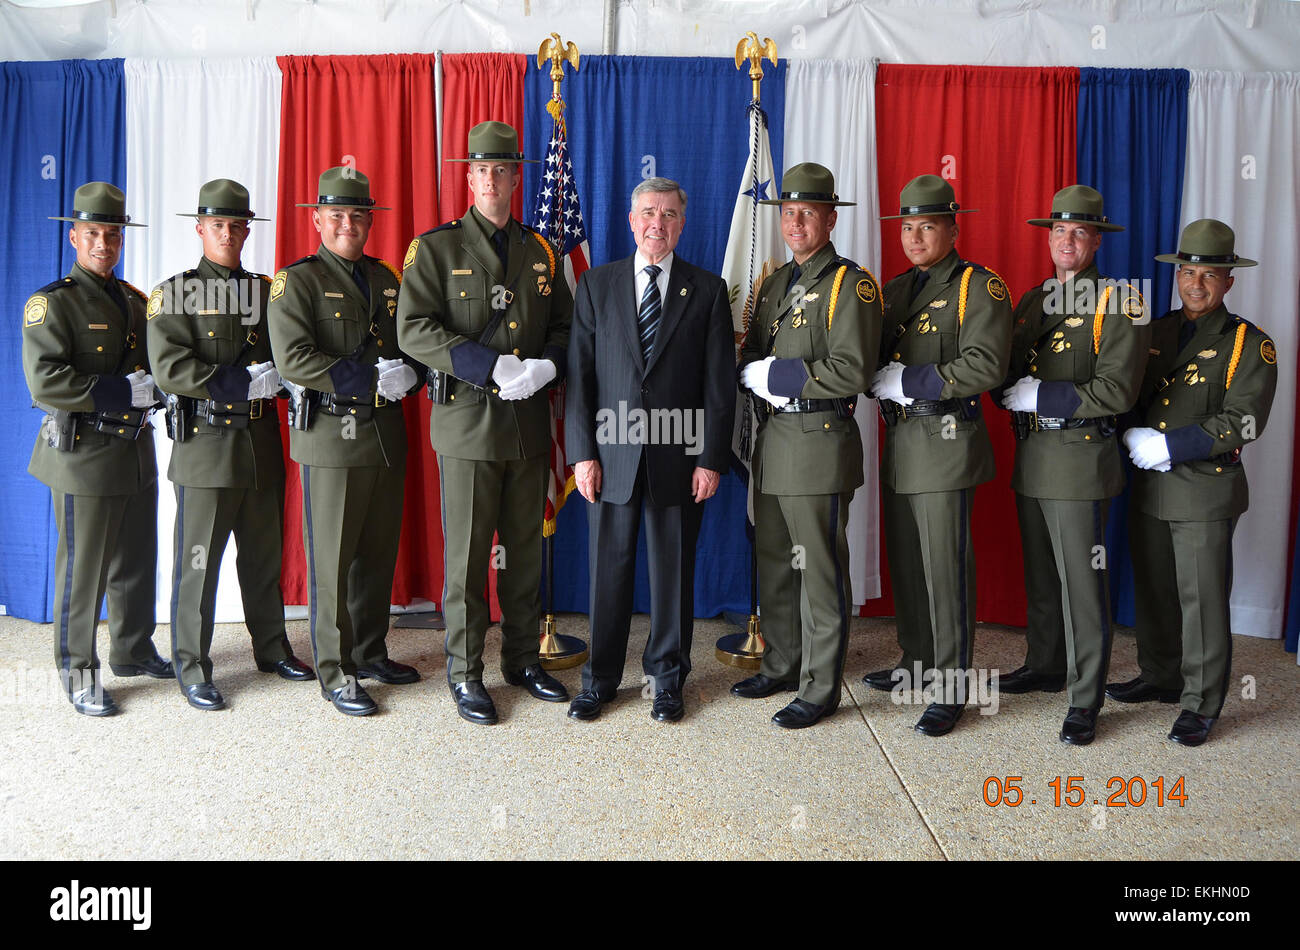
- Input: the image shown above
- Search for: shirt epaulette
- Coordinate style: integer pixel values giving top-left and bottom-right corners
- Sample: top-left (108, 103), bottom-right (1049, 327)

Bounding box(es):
top-left (285, 254), bottom-right (317, 269)
top-left (377, 259), bottom-right (402, 283)
top-left (120, 280), bottom-right (148, 301)
top-left (36, 277), bottom-right (75, 295)
top-left (421, 219), bottom-right (463, 239)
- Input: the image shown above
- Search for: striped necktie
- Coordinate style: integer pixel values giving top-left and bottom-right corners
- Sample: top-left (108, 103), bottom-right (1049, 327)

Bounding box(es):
top-left (638, 264), bottom-right (662, 360)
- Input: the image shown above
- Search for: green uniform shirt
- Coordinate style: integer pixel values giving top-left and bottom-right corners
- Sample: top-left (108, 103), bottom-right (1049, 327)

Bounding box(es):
top-left (23, 263), bottom-right (157, 495)
top-left (267, 244), bottom-right (410, 470)
top-left (396, 206), bottom-right (573, 461)
top-left (879, 249), bottom-right (1011, 493)
top-left (147, 256), bottom-right (285, 489)
top-left (739, 241), bottom-right (881, 496)
top-left (1131, 304), bottom-right (1277, 521)
top-left (1006, 264), bottom-right (1150, 500)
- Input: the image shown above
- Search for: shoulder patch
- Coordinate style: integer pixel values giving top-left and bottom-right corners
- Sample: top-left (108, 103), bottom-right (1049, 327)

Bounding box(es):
top-left (421, 219), bottom-right (463, 238)
top-left (378, 259), bottom-right (402, 285)
top-left (147, 286), bottom-right (165, 320)
top-left (23, 295), bottom-right (48, 328)
top-left (855, 275), bottom-right (879, 304)
top-left (269, 270), bottom-right (288, 301)
top-left (1260, 338), bottom-right (1276, 365)
top-left (403, 238), bottom-right (420, 270)
top-left (120, 280), bottom-right (148, 302)
top-left (1117, 282), bottom-right (1147, 321)
top-left (986, 276), bottom-right (1007, 301)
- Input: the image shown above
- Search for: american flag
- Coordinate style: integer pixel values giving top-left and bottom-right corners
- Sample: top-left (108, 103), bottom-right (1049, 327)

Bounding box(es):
top-left (531, 106), bottom-right (590, 536)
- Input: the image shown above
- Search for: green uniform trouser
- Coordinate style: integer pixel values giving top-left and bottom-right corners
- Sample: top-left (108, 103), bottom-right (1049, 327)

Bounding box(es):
top-left (51, 485), bottom-right (160, 690)
top-left (1016, 494), bottom-right (1113, 709)
top-left (170, 483), bottom-right (292, 687)
top-left (301, 463), bottom-right (404, 692)
top-left (881, 485), bottom-right (975, 701)
top-left (1129, 509), bottom-right (1234, 718)
top-left (438, 453), bottom-right (547, 684)
top-left (755, 488), bottom-right (853, 708)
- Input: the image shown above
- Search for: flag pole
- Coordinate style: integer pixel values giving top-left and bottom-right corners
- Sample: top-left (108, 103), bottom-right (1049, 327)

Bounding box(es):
top-left (535, 32), bottom-right (588, 671)
top-left (715, 32), bottom-right (779, 671)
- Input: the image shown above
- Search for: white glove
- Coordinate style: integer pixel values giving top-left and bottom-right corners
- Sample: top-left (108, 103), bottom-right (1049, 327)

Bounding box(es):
top-left (869, 361), bottom-right (914, 406)
top-left (498, 358), bottom-right (557, 401)
top-left (1123, 426), bottom-right (1157, 452)
top-left (1130, 432), bottom-right (1173, 472)
top-left (128, 369), bottom-right (156, 409)
top-left (740, 357), bottom-right (789, 410)
top-left (246, 361), bottom-right (280, 401)
top-left (376, 362), bottom-right (418, 401)
top-left (1002, 376), bottom-right (1041, 413)
top-left (491, 354), bottom-right (525, 390)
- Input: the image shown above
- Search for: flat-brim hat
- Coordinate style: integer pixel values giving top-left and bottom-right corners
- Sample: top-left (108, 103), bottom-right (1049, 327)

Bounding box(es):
top-left (880, 174), bottom-right (976, 219)
top-left (1155, 218), bottom-right (1257, 268)
top-left (49, 181), bottom-right (146, 227)
top-left (295, 167), bottom-right (390, 210)
top-left (445, 120), bottom-right (537, 164)
top-left (1028, 184), bottom-right (1123, 231)
top-left (178, 178), bottom-right (269, 221)
top-left (759, 162), bottom-right (854, 207)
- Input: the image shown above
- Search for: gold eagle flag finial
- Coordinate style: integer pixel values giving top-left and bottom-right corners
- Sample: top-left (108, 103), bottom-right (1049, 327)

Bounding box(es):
top-left (734, 31), bottom-right (778, 102)
top-left (537, 32), bottom-right (580, 118)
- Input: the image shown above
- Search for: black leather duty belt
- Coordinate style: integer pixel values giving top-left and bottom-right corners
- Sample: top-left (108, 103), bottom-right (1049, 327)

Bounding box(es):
top-left (197, 398), bottom-right (275, 429)
top-left (318, 392), bottom-right (389, 421)
top-left (773, 397), bottom-right (855, 416)
top-left (1030, 415), bottom-right (1115, 432)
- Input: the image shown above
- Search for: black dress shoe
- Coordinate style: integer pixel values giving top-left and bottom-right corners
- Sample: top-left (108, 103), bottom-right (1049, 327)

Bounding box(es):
top-left (730, 673), bottom-right (798, 698)
top-left (1059, 706), bottom-right (1098, 745)
top-left (70, 687), bottom-right (118, 717)
top-left (1168, 710), bottom-right (1214, 746)
top-left (567, 689), bottom-right (609, 721)
top-left (998, 665), bottom-right (1066, 694)
top-left (772, 698), bottom-right (834, 729)
top-left (183, 682), bottom-right (227, 711)
top-left (1105, 676), bottom-right (1181, 704)
top-left (651, 690), bottom-right (685, 722)
top-left (503, 663), bottom-right (569, 702)
top-left (257, 655), bottom-right (316, 681)
top-left (322, 679), bottom-right (377, 716)
top-left (451, 681), bottom-right (498, 725)
top-left (109, 653), bottom-right (174, 679)
top-left (356, 658), bottom-right (420, 684)
top-left (915, 703), bottom-right (964, 736)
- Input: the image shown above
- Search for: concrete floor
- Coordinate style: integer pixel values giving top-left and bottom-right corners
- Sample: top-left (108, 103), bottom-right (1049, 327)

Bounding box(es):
top-left (1, 612), bottom-right (1296, 860)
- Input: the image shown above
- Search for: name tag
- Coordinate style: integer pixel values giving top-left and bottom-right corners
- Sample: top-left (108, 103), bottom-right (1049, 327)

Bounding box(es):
top-left (197, 309), bottom-right (219, 315)
top-left (324, 291), bottom-right (345, 298)
top-left (452, 269), bottom-right (473, 276)
top-left (88, 323), bottom-right (108, 330)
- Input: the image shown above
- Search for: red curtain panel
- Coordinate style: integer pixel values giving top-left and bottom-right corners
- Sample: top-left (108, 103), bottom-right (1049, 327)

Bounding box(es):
top-left (439, 53), bottom-right (527, 224)
top-left (872, 64), bottom-right (1080, 626)
top-left (274, 53), bottom-right (441, 606)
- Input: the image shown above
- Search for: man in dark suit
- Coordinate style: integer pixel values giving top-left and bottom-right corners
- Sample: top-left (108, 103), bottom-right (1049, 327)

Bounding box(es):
top-left (565, 177), bottom-right (734, 722)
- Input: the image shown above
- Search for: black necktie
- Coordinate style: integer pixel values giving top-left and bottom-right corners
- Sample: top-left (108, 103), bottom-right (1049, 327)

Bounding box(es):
top-left (639, 264), bottom-right (663, 360)
top-left (104, 278), bottom-right (129, 319)
top-left (491, 229), bottom-right (509, 272)
top-left (351, 262), bottom-right (370, 303)
top-left (784, 263), bottom-right (803, 298)
top-left (910, 268), bottom-right (930, 303)
top-left (1178, 318), bottom-right (1196, 352)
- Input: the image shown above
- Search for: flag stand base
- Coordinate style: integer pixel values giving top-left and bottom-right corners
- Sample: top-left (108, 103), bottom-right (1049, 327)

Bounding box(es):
top-left (715, 615), bottom-right (764, 670)
top-left (539, 613), bottom-right (587, 670)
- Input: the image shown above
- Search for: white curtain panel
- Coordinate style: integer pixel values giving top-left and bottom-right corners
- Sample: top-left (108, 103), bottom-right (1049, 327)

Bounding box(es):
top-left (1179, 70), bottom-right (1300, 639)
top-left (783, 57), bottom-right (882, 604)
top-left (124, 57), bottom-right (284, 624)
